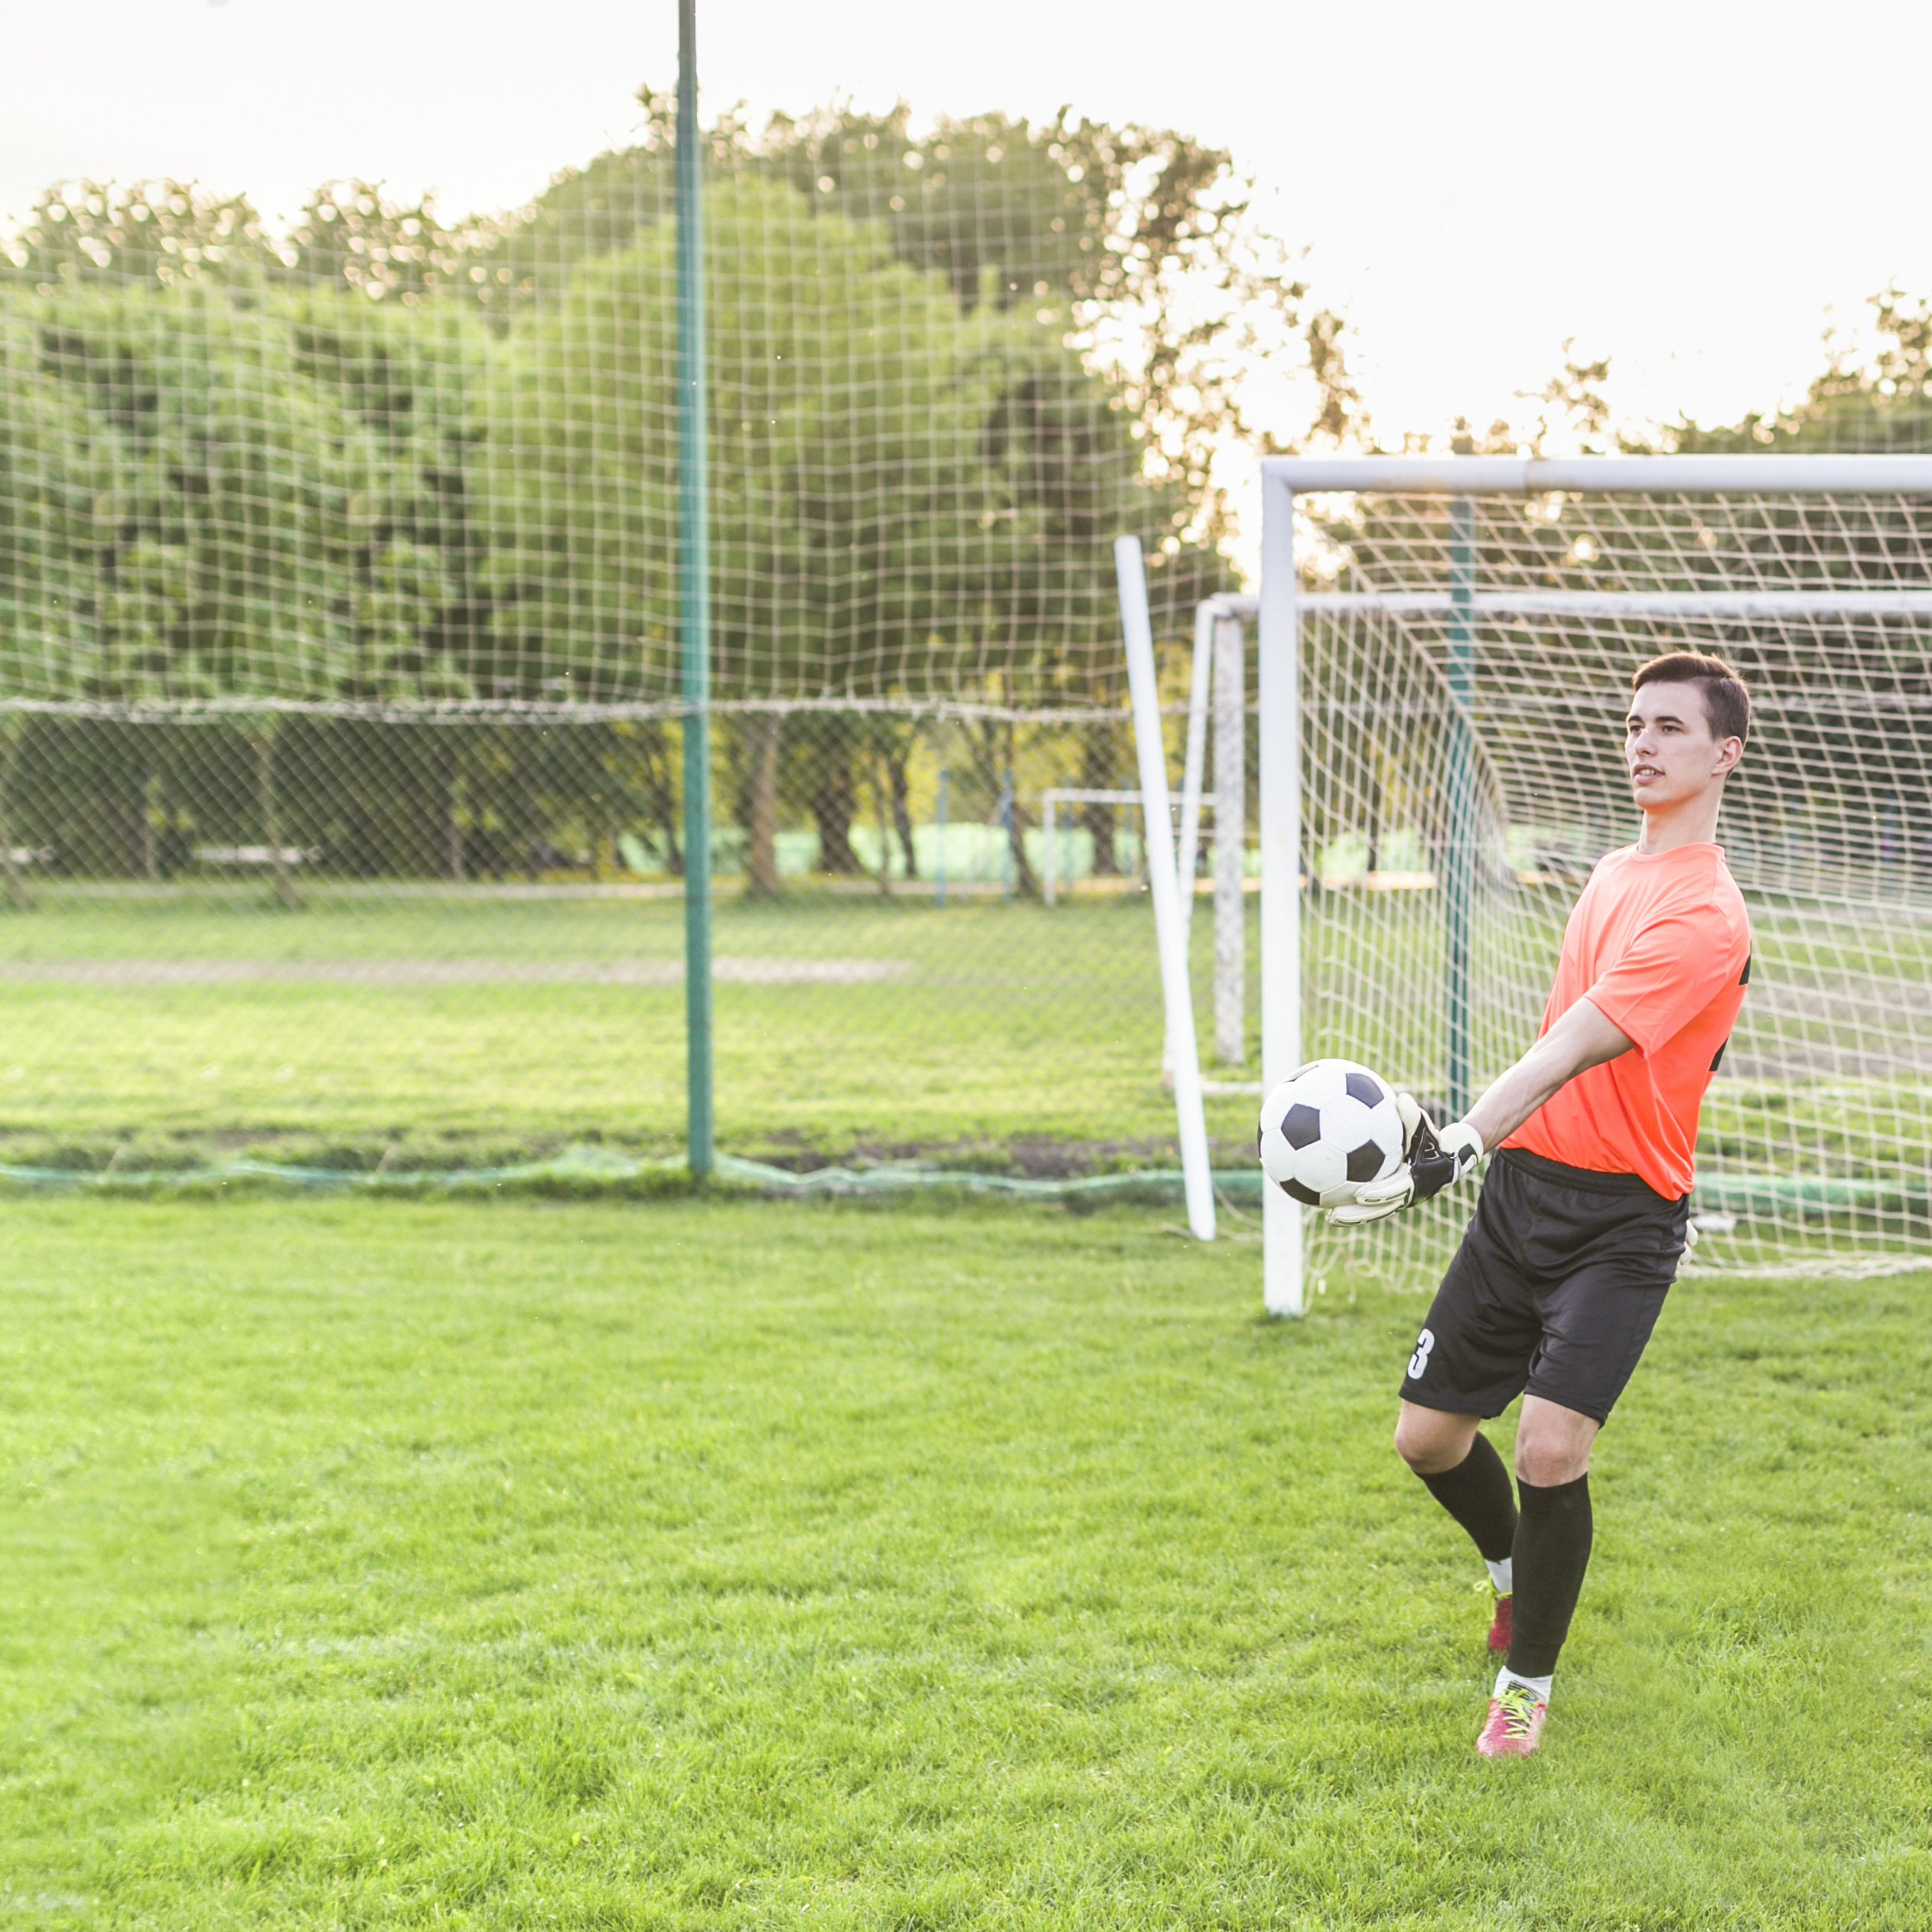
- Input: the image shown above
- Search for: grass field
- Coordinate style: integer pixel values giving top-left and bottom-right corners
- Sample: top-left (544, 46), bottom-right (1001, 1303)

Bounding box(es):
top-left (0, 880), bottom-right (1923, 1282)
top-left (3, 1194), bottom-right (1930, 1928)
top-left (0, 887), bottom-right (1246, 1163)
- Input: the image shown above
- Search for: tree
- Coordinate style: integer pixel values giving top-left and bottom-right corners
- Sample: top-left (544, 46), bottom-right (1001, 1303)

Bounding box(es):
top-left (0, 305), bottom-right (99, 691)
top-left (474, 92), bottom-right (1349, 561)
top-left (477, 174), bottom-right (1186, 699)
top-left (476, 172), bottom-right (1201, 877)
top-left (1, 181), bottom-right (272, 290)
top-left (273, 181), bottom-right (488, 308)
top-left (275, 288), bottom-right (494, 689)
top-left (22, 285), bottom-right (471, 702)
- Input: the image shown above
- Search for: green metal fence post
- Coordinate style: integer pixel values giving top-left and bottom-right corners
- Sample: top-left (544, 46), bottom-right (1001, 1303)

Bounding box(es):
top-left (676, 0), bottom-right (714, 1178)
top-left (1445, 497), bottom-right (1476, 1121)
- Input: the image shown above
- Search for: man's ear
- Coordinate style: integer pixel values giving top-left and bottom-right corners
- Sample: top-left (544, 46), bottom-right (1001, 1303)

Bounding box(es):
top-left (1713, 735), bottom-right (1744, 778)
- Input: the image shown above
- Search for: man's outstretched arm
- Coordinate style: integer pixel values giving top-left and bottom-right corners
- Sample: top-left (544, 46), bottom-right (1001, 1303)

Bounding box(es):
top-left (1331, 999), bottom-right (1635, 1227)
top-left (1462, 996), bottom-right (1634, 1152)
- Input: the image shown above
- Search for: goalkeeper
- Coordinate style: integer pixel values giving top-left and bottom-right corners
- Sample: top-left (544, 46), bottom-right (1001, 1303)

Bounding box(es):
top-left (1334, 652), bottom-right (1751, 1759)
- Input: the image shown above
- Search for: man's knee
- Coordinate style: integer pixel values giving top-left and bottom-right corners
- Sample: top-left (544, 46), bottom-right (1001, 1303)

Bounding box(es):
top-left (1513, 1437), bottom-right (1589, 1487)
top-left (1513, 1398), bottom-right (1597, 1486)
top-left (1393, 1403), bottom-right (1479, 1476)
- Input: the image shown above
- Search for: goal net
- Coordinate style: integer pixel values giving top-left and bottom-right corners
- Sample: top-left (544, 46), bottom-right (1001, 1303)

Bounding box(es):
top-left (1264, 458), bottom-right (1932, 1305)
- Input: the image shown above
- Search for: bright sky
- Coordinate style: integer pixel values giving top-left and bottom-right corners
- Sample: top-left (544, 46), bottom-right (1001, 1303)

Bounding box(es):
top-left (5, 0), bottom-right (1926, 444)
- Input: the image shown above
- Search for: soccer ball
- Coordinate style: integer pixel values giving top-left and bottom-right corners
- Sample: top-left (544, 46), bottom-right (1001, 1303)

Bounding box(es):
top-left (1256, 1059), bottom-right (1407, 1207)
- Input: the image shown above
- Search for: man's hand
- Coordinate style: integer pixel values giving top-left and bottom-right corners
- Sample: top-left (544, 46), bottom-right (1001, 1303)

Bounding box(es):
top-left (1319, 999), bottom-right (1632, 1230)
top-left (1328, 1096), bottom-right (1483, 1227)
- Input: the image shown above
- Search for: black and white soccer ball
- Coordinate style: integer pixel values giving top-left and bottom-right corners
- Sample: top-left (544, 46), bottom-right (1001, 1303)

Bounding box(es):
top-left (1256, 1059), bottom-right (1407, 1207)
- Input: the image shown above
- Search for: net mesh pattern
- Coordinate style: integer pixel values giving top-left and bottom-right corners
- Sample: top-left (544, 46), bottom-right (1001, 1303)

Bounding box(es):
top-left (1297, 490), bottom-right (1931, 1284)
top-left (0, 161), bottom-right (1219, 711)
top-left (0, 160), bottom-right (1252, 1179)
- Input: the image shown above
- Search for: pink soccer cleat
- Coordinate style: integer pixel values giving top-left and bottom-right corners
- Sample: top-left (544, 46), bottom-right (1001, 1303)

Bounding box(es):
top-left (1476, 1683), bottom-right (1547, 1758)
top-left (1487, 1594), bottom-right (1513, 1653)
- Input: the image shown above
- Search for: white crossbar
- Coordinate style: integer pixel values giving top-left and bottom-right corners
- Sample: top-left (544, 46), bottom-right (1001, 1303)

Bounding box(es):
top-left (1302, 590), bottom-right (1932, 617)
top-left (1264, 454), bottom-right (1932, 494)
top-left (1038, 787), bottom-right (1219, 907)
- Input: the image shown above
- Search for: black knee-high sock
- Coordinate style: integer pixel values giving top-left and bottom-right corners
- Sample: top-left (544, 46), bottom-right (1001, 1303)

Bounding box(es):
top-left (1507, 1474), bottom-right (1593, 1677)
top-left (1416, 1430), bottom-right (1518, 1563)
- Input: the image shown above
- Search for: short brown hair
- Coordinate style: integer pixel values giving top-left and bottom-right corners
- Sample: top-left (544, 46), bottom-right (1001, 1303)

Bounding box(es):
top-left (1631, 651), bottom-right (1750, 745)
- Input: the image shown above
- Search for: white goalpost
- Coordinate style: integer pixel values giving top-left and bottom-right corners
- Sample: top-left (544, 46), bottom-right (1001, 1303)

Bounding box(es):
top-left (1115, 537), bottom-right (1216, 1240)
top-left (1260, 454), bottom-right (1932, 1315)
top-left (1107, 553), bottom-right (1262, 1234)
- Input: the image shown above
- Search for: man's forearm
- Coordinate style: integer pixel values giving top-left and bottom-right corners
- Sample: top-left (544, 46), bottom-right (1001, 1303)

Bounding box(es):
top-left (1461, 999), bottom-right (1635, 1152)
top-left (1464, 1039), bottom-right (1584, 1152)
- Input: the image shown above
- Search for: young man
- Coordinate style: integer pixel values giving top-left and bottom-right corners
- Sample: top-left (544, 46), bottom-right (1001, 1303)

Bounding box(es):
top-left (1330, 650), bottom-right (1752, 1758)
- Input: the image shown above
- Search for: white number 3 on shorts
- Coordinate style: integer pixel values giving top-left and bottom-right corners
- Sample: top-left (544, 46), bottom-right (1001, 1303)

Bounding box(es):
top-left (1408, 1328), bottom-right (1435, 1380)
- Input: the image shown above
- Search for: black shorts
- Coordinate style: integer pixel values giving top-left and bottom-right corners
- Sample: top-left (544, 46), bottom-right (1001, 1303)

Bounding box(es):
top-left (1399, 1147), bottom-right (1690, 1425)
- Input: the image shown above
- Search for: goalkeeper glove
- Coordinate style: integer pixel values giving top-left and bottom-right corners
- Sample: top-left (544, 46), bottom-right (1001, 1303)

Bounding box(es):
top-left (1327, 1095), bottom-right (1483, 1227)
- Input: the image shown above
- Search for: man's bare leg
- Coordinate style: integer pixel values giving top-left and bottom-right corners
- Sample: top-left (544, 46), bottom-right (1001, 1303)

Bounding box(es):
top-left (1393, 1400), bottom-right (1482, 1475)
top-left (1395, 1396), bottom-right (1599, 1482)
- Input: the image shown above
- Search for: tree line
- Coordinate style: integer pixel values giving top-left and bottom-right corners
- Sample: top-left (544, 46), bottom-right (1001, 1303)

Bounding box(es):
top-left (0, 96), bottom-right (1356, 885)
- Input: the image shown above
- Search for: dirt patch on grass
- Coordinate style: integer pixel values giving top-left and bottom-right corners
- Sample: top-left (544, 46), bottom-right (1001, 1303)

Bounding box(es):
top-left (0, 956), bottom-right (911, 987)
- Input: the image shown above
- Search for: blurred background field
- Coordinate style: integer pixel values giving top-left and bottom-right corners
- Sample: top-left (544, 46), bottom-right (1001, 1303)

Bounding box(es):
top-left (0, 75), bottom-right (1927, 1274)
top-left (0, 880), bottom-right (1919, 1258)
top-left (0, 887), bottom-right (1261, 1168)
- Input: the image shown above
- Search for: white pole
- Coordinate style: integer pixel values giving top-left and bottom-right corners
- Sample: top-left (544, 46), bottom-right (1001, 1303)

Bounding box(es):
top-left (1212, 612), bottom-right (1246, 1066)
top-left (1161, 601), bottom-right (1216, 1081)
top-left (1116, 536), bottom-right (1216, 1243)
top-left (1258, 477), bottom-right (1304, 1315)
top-left (1177, 601), bottom-right (1214, 922)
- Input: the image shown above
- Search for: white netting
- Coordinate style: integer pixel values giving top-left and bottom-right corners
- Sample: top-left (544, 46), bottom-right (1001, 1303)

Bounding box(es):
top-left (1295, 489), bottom-right (1932, 1282)
top-left (0, 138), bottom-right (1292, 1182)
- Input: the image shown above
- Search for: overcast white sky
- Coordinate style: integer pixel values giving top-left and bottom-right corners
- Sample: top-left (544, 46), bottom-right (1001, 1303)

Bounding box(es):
top-left (3, 0), bottom-right (1924, 443)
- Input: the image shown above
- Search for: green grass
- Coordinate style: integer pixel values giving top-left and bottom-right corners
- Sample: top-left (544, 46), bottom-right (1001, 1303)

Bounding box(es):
top-left (0, 888), bottom-right (1266, 1159)
top-left (0, 882), bottom-right (1923, 1270)
top-left (3, 1195), bottom-right (1930, 1927)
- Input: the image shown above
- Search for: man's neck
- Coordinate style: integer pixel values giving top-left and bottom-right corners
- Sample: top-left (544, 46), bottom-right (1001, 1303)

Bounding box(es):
top-left (1634, 790), bottom-right (1723, 855)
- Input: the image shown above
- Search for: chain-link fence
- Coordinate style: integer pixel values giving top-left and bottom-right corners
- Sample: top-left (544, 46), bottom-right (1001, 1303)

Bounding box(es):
top-left (0, 698), bottom-right (1262, 1185)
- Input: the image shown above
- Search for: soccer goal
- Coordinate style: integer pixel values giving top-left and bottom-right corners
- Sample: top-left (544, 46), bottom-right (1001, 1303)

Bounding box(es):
top-left (1259, 454), bottom-right (1932, 1314)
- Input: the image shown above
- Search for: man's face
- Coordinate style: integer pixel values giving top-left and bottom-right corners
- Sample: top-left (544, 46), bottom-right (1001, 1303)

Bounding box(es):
top-left (1624, 679), bottom-right (1741, 811)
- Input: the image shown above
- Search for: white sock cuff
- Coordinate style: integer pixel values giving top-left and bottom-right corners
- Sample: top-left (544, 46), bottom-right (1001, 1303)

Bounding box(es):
top-left (1484, 1556), bottom-right (1513, 1595)
top-left (1495, 1666), bottom-right (1552, 1703)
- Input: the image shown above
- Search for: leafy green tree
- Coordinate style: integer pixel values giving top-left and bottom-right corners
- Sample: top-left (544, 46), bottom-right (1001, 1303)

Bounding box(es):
top-left (477, 174), bottom-right (1182, 702)
top-left (0, 181), bottom-right (272, 290)
top-left (273, 182), bottom-right (500, 311)
top-left (0, 307), bottom-right (99, 689)
top-left (477, 172), bottom-right (1202, 874)
top-left (1670, 291), bottom-right (1932, 456)
top-left (25, 285), bottom-right (468, 699)
top-left (275, 289), bottom-right (493, 685)
top-left (474, 93), bottom-right (1349, 552)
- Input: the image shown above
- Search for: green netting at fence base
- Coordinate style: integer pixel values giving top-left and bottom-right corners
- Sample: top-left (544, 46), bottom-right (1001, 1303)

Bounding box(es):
top-left (0, 1142), bottom-right (1269, 1203)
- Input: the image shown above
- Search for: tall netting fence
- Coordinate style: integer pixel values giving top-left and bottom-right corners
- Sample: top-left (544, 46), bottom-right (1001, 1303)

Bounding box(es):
top-left (0, 700), bottom-right (1248, 1183)
top-left (1294, 487), bottom-right (1931, 1282)
top-left (0, 150), bottom-right (1273, 1184)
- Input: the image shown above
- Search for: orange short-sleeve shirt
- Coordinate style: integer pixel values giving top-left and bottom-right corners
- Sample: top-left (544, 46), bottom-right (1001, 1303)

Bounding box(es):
top-left (1503, 842), bottom-right (1751, 1200)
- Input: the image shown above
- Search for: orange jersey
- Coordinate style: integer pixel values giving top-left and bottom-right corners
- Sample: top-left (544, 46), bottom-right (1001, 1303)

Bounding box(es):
top-left (1504, 842), bottom-right (1751, 1199)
